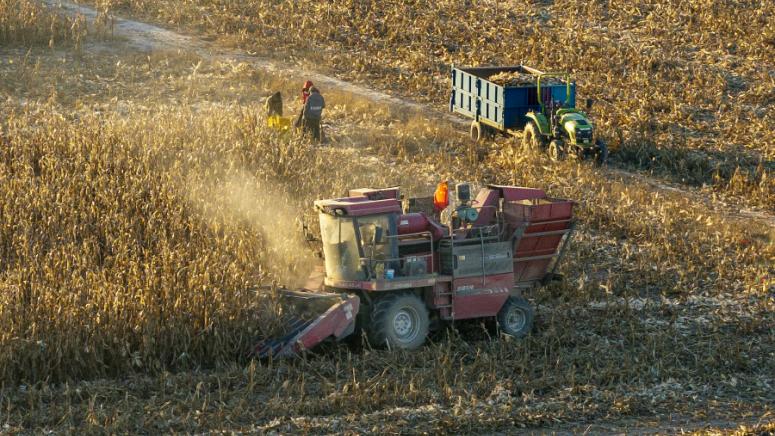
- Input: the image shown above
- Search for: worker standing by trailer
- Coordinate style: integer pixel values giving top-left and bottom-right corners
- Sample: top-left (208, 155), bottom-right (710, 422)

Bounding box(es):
top-left (302, 86), bottom-right (325, 142)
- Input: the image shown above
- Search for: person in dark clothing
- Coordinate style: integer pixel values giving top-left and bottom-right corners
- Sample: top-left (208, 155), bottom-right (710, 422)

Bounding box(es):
top-left (302, 86), bottom-right (325, 142)
top-left (265, 91), bottom-right (283, 117)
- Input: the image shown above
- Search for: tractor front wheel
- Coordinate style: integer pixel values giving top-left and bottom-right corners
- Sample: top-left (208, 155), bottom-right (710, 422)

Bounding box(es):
top-left (497, 296), bottom-right (534, 338)
top-left (548, 140), bottom-right (565, 161)
top-left (522, 121), bottom-right (545, 152)
top-left (367, 292), bottom-right (429, 350)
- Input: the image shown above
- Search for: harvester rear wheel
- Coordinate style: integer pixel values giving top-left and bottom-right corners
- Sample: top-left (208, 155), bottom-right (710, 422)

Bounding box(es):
top-left (367, 292), bottom-right (429, 350)
top-left (548, 140), bottom-right (565, 161)
top-left (497, 296), bottom-right (534, 338)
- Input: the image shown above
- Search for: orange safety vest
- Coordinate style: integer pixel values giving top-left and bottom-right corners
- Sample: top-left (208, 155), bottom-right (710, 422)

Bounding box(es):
top-left (433, 181), bottom-right (449, 211)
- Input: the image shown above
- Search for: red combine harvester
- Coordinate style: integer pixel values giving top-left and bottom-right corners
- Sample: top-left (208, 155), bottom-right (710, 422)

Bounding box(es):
top-left (255, 184), bottom-right (575, 357)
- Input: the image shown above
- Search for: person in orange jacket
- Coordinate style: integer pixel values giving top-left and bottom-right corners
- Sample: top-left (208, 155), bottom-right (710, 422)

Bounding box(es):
top-left (295, 80), bottom-right (314, 127)
top-left (301, 80), bottom-right (314, 104)
top-left (433, 180), bottom-right (449, 212)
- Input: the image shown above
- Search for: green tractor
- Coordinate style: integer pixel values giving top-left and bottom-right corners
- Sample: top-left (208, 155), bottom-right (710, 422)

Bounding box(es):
top-left (521, 73), bottom-right (608, 164)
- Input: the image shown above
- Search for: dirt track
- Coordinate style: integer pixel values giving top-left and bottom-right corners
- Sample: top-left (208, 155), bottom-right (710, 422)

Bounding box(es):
top-left (44, 0), bottom-right (774, 231)
top-left (46, 0), bottom-right (466, 126)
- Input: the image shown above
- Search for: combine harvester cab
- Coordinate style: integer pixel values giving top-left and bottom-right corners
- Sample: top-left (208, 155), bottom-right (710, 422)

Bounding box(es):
top-left (255, 184), bottom-right (575, 357)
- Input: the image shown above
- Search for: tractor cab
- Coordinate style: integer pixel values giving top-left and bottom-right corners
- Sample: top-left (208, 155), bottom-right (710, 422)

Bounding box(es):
top-left (536, 74), bottom-right (593, 147)
top-left (535, 73), bottom-right (606, 162)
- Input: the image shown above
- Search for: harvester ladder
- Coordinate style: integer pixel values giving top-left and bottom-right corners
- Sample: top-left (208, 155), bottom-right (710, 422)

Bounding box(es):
top-left (436, 290), bottom-right (454, 318)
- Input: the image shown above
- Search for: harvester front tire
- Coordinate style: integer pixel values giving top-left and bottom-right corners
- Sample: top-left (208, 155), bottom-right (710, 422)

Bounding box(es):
top-left (522, 122), bottom-right (545, 152)
top-left (548, 140), bottom-right (565, 161)
top-left (368, 292), bottom-right (429, 350)
top-left (497, 296), bottom-right (534, 338)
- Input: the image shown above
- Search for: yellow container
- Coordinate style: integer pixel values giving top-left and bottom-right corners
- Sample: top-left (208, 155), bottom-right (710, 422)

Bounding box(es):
top-left (267, 115), bottom-right (291, 131)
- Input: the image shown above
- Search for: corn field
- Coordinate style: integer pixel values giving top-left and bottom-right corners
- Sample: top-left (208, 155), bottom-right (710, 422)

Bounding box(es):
top-left (0, 1), bottom-right (773, 433)
top-left (100, 0), bottom-right (775, 206)
top-left (0, 0), bottom-right (87, 48)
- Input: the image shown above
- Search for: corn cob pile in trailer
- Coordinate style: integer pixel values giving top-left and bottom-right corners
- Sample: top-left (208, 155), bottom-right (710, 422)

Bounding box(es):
top-left (255, 183), bottom-right (576, 357)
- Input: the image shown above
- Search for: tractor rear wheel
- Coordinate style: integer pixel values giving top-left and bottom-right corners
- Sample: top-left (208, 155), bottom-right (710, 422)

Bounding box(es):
top-left (367, 292), bottom-right (429, 350)
top-left (595, 139), bottom-right (609, 165)
top-left (548, 140), bottom-right (565, 161)
top-left (522, 121), bottom-right (545, 152)
top-left (497, 296), bottom-right (534, 338)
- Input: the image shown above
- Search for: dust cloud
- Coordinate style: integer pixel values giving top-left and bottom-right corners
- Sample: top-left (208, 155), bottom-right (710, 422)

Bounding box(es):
top-left (185, 170), bottom-right (316, 288)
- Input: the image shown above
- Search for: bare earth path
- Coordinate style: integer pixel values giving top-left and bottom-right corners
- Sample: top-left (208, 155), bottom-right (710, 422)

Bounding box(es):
top-left (47, 0), bottom-right (775, 230)
top-left (47, 0), bottom-right (466, 126)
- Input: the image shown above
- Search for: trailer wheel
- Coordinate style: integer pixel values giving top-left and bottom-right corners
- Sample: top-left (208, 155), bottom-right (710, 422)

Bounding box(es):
top-left (367, 292), bottom-right (429, 350)
top-left (497, 296), bottom-right (534, 338)
top-left (595, 139), bottom-right (609, 165)
top-left (548, 140), bottom-right (565, 161)
top-left (522, 122), bottom-right (545, 152)
top-left (470, 121), bottom-right (483, 142)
